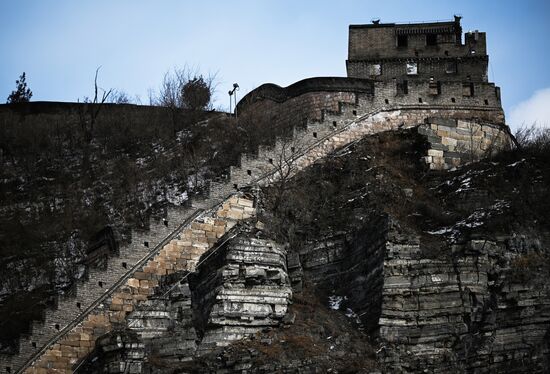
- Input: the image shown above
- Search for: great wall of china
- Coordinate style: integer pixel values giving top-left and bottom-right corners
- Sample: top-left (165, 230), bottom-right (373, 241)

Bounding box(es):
top-left (1, 16), bottom-right (515, 373)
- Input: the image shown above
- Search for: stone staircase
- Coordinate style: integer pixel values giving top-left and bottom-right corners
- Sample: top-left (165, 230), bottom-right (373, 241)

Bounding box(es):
top-left (0, 206), bottom-right (198, 373)
top-left (0, 97), bottom-right (364, 374)
top-left (0, 96), bottom-right (482, 373)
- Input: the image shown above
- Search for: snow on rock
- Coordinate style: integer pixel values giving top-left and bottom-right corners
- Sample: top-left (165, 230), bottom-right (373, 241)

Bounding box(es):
top-left (328, 295), bottom-right (346, 310)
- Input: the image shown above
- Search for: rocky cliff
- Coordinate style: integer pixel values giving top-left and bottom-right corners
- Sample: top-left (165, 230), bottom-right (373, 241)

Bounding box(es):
top-left (1, 100), bottom-right (548, 373)
top-left (63, 127), bottom-right (550, 373)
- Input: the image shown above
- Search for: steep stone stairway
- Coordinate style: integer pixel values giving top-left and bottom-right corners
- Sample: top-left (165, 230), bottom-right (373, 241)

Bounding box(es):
top-left (0, 205), bottom-right (199, 373)
top-left (1, 96), bottom-right (466, 373)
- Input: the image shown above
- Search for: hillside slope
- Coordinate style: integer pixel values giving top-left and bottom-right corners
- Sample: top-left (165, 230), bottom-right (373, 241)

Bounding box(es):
top-left (78, 127), bottom-right (549, 373)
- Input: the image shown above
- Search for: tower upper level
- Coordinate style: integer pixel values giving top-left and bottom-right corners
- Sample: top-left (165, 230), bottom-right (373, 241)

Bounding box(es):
top-left (347, 16), bottom-right (488, 83)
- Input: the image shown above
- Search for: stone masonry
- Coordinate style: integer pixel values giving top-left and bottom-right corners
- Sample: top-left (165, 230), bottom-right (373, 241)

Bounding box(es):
top-left (419, 117), bottom-right (513, 170)
top-left (347, 16), bottom-right (489, 83)
top-left (0, 206), bottom-right (197, 374)
top-left (21, 195), bottom-right (255, 373)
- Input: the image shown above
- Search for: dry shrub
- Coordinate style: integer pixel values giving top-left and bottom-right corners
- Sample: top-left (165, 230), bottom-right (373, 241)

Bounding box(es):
top-left (514, 124), bottom-right (550, 159)
top-left (509, 252), bottom-right (550, 284)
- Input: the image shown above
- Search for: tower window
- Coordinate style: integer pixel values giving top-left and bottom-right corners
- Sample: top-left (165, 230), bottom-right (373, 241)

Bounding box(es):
top-left (462, 82), bottom-right (474, 97)
top-left (406, 62), bottom-right (417, 75)
top-left (426, 34), bottom-right (437, 46)
top-left (429, 81), bottom-right (441, 95)
top-left (397, 35), bottom-right (408, 47)
top-left (445, 61), bottom-right (457, 74)
top-left (397, 80), bottom-right (409, 95)
top-left (367, 63), bottom-right (381, 76)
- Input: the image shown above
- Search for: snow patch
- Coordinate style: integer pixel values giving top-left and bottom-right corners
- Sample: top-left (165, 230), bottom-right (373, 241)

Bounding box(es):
top-left (328, 295), bottom-right (345, 310)
top-left (507, 159), bottom-right (526, 168)
top-left (427, 200), bottom-right (510, 242)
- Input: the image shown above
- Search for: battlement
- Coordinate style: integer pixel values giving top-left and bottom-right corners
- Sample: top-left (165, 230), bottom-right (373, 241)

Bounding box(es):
top-left (238, 77), bottom-right (502, 130)
top-left (347, 16), bottom-right (488, 82)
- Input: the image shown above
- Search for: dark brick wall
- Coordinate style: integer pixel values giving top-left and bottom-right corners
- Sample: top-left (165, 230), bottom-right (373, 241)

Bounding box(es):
top-left (347, 56), bottom-right (488, 82)
top-left (372, 80), bottom-right (501, 109)
top-left (238, 77), bottom-right (504, 131)
top-left (348, 27), bottom-right (485, 60)
top-left (347, 18), bottom-right (488, 82)
top-left (241, 90), bottom-right (359, 130)
top-left (236, 77), bottom-right (377, 131)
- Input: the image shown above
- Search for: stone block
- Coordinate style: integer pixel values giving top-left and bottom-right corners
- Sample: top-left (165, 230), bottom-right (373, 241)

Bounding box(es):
top-left (226, 210), bottom-right (244, 220)
top-left (237, 198), bottom-right (254, 208)
top-left (441, 137), bottom-right (458, 147)
top-left (427, 149), bottom-right (444, 157)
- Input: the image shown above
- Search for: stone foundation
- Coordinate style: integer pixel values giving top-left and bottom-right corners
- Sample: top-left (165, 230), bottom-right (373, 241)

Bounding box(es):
top-left (419, 117), bottom-right (513, 170)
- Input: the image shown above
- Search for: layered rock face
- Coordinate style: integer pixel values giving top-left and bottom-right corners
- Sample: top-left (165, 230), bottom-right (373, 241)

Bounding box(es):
top-left (378, 235), bottom-right (550, 373)
top-left (259, 127), bottom-right (550, 373)
top-left (191, 235), bottom-right (292, 352)
top-left (79, 230), bottom-right (292, 373)
top-left (288, 215), bottom-right (550, 373)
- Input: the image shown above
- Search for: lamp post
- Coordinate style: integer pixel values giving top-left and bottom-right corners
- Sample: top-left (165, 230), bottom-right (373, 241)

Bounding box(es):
top-left (228, 83), bottom-right (239, 118)
top-left (233, 83), bottom-right (239, 119)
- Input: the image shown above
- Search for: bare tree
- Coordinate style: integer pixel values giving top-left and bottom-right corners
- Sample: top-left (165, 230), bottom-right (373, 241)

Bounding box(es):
top-left (153, 66), bottom-right (217, 134)
top-left (108, 89), bottom-right (131, 104)
top-left (515, 123), bottom-right (550, 154)
top-left (78, 67), bottom-right (112, 169)
top-left (268, 135), bottom-right (309, 210)
top-left (183, 143), bottom-right (208, 193)
top-left (455, 122), bottom-right (509, 163)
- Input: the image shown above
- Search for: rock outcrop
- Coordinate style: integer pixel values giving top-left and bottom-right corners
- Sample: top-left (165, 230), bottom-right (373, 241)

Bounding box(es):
top-left (191, 235), bottom-right (292, 353)
top-left (76, 228), bottom-right (293, 373)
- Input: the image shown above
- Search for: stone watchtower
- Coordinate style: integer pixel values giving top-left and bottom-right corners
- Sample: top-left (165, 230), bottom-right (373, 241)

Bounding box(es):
top-left (346, 16), bottom-right (495, 98)
top-left (237, 15), bottom-right (508, 170)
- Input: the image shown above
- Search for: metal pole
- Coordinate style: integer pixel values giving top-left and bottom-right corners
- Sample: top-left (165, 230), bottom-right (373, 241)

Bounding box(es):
top-left (233, 83), bottom-right (239, 119)
top-left (228, 91), bottom-right (232, 116)
top-left (235, 90), bottom-right (238, 119)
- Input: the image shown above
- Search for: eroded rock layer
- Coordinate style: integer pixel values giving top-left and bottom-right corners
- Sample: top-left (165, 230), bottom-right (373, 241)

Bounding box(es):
top-left (191, 235), bottom-right (292, 352)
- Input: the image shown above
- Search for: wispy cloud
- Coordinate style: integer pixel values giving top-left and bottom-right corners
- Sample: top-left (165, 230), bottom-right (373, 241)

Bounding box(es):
top-left (508, 87), bottom-right (550, 131)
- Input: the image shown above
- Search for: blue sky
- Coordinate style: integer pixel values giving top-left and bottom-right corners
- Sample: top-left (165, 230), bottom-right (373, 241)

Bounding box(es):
top-left (1, 1), bottom-right (549, 129)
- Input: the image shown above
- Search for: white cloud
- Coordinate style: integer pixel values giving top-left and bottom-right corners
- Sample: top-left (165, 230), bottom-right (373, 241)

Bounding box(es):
top-left (508, 88), bottom-right (550, 131)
